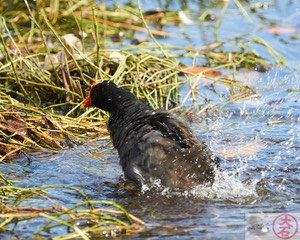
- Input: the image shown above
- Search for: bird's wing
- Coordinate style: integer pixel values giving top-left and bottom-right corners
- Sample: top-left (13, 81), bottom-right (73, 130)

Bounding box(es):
top-left (148, 112), bottom-right (197, 148)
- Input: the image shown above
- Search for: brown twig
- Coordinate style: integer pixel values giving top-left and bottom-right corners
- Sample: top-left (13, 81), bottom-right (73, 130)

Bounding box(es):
top-left (90, 208), bottom-right (145, 225)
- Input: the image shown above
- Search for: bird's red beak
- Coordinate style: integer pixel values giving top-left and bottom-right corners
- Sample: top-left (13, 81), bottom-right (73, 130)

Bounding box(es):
top-left (83, 96), bottom-right (92, 108)
top-left (82, 83), bottom-right (98, 108)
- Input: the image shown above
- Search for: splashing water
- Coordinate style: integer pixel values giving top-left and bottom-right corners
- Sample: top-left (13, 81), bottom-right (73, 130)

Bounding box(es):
top-left (140, 167), bottom-right (259, 201)
top-left (188, 169), bottom-right (259, 200)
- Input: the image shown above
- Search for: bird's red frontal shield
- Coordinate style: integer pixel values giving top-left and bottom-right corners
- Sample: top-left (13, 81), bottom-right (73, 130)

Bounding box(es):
top-left (83, 96), bottom-right (92, 107)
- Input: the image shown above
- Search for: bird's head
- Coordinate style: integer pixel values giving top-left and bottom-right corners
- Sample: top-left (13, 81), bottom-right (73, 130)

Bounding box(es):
top-left (83, 81), bottom-right (137, 113)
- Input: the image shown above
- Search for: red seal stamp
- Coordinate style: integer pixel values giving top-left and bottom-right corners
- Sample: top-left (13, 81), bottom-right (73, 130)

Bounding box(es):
top-left (272, 213), bottom-right (298, 239)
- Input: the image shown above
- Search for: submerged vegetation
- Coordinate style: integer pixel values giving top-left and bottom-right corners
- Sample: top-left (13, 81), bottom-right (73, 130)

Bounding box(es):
top-left (0, 0), bottom-right (289, 238)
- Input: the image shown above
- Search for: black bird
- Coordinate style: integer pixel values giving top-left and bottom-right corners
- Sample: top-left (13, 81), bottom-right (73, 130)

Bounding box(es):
top-left (83, 81), bottom-right (219, 191)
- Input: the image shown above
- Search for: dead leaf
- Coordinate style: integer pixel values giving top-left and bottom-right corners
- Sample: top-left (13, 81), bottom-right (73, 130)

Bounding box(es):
top-left (0, 116), bottom-right (28, 158)
top-left (61, 33), bottom-right (83, 55)
top-left (178, 66), bottom-right (222, 77)
top-left (0, 117), bottom-right (28, 138)
top-left (178, 11), bottom-right (194, 25)
top-left (44, 33), bottom-right (85, 70)
top-left (220, 141), bottom-right (266, 158)
top-left (44, 53), bottom-right (60, 70)
top-left (109, 51), bottom-right (126, 63)
top-left (263, 26), bottom-right (297, 35)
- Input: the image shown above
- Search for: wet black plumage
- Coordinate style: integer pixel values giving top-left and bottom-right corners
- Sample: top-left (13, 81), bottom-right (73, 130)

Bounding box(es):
top-left (83, 81), bottom-right (219, 190)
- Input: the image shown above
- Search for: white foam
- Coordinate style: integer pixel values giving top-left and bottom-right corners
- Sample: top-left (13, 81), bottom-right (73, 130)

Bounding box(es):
top-left (141, 168), bottom-right (259, 201)
top-left (188, 169), bottom-right (259, 200)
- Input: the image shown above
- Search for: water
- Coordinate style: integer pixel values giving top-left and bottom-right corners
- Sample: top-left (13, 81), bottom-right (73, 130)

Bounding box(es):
top-left (1, 1), bottom-right (300, 239)
top-left (2, 68), bottom-right (299, 239)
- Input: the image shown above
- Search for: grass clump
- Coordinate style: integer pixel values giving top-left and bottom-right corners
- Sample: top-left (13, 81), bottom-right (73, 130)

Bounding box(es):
top-left (0, 174), bottom-right (144, 238)
top-left (0, 0), bottom-right (283, 159)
